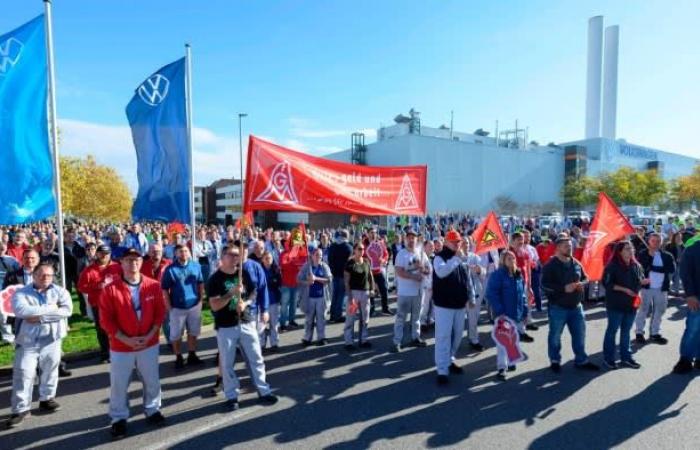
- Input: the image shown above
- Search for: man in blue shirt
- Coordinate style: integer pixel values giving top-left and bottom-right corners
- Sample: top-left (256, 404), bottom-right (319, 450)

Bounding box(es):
top-left (161, 245), bottom-right (205, 369)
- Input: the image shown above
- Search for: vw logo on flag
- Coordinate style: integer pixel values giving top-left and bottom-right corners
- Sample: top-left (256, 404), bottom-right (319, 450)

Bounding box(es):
top-left (0, 37), bottom-right (24, 76)
top-left (137, 73), bottom-right (170, 106)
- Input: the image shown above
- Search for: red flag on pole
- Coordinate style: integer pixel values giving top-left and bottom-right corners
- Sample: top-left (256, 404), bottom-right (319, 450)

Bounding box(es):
top-left (472, 212), bottom-right (508, 254)
top-left (581, 192), bottom-right (635, 281)
top-left (243, 136), bottom-right (427, 215)
top-left (235, 211), bottom-right (254, 229)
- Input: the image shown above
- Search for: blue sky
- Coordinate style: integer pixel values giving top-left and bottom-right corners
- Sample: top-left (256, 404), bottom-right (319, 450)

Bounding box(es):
top-left (4, 0), bottom-right (699, 191)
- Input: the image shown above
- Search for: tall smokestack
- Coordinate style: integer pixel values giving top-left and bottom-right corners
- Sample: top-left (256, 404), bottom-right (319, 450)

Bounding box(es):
top-left (585, 16), bottom-right (604, 139)
top-left (602, 25), bottom-right (619, 140)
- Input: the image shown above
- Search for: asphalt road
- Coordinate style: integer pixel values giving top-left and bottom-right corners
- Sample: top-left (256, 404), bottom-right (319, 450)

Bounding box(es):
top-left (1, 295), bottom-right (698, 450)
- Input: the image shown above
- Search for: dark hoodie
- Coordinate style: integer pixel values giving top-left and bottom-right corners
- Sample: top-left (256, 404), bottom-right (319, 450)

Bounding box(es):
top-left (603, 256), bottom-right (644, 313)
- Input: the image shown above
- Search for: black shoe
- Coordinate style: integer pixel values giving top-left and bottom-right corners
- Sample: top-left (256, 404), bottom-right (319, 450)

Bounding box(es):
top-left (301, 339), bottom-right (312, 347)
top-left (58, 362), bottom-right (72, 378)
top-left (383, 309), bottom-right (395, 316)
top-left (389, 344), bottom-right (401, 353)
top-left (279, 325), bottom-right (288, 332)
top-left (449, 363), bottom-right (464, 375)
top-left (470, 342), bottom-right (484, 352)
top-left (359, 341), bottom-right (372, 349)
top-left (550, 362), bottom-right (561, 373)
top-left (635, 333), bottom-right (646, 344)
top-left (316, 339), bottom-right (327, 346)
top-left (187, 353), bottom-right (204, 366)
top-left (99, 355), bottom-right (110, 364)
top-left (526, 323), bottom-right (539, 331)
top-left (6, 411), bottom-right (30, 429)
top-left (650, 334), bottom-right (668, 345)
top-left (145, 411), bottom-right (166, 426)
top-left (436, 374), bottom-right (449, 386)
top-left (420, 324), bottom-right (430, 334)
top-left (674, 358), bottom-right (693, 374)
top-left (603, 360), bottom-right (619, 370)
top-left (39, 399), bottom-right (61, 413)
top-left (575, 361), bottom-right (600, 371)
top-left (519, 332), bottom-right (534, 343)
top-left (174, 355), bottom-right (185, 370)
top-left (621, 359), bottom-right (641, 369)
top-left (289, 321), bottom-right (300, 328)
top-left (259, 394), bottom-right (279, 405)
top-left (344, 344), bottom-right (356, 351)
top-left (496, 369), bottom-right (507, 381)
top-left (269, 345), bottom-right (280, 353)
top-left (410, 339), bottom-right (427, 348)
top-left (224, 399), bottom-right (240, 411)
top-left (110, 419), bottom-right (127, 440)
top-left (507, 365), bottom-right (516, 372)
top-left (209, 377), bottom-right (223, 396)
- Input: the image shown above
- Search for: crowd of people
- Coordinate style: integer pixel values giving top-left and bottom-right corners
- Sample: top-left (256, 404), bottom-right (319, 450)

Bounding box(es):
top-left (0, 215), bottom-right (699, 440)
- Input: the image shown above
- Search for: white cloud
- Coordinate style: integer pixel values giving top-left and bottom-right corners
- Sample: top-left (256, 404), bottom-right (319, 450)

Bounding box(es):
top-left (58, 119), bottom-right (244, 193)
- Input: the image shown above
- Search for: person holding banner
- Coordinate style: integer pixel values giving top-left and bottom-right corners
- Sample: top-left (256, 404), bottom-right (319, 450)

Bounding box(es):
top-left (602, 241), bottom-right (645, 370)
top-left (486, 251), bottom-right (528, 380)
top-left (541, 235), bottom-right (599, 373)
top-left (432, 230), bottom-right (472, 386)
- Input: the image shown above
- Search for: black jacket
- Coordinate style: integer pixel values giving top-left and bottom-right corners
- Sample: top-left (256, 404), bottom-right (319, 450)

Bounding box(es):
top-left (328, 241), bottom-right (353, 277)
top-left (2, 268), bottom-right (27, 289)
top-left (541, 257), bottom-right (587, 309)
top-left (432, 248), bottom-right (471, 309)
top-left (681, 241), bottom-right (700, 298)
top-left (603, 258), bottom-right (645, 313)
top-left (637, 248), bottom-right (675, 292)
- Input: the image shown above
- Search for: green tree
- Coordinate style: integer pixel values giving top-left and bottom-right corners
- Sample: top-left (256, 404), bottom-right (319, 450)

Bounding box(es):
top-left (598, 167), bottom-right (667, 206)
top-left (561, 175), bottom-right (600, 209)
top-left (674, 164), bottom-right (700, 208)
top-left (60, 155), bottom-right (132, 221)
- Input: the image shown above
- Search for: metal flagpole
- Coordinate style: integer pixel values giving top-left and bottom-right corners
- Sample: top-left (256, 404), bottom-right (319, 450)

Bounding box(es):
top-left (44, 0), bottom-right (66, 288)
top-left (238, 113), bottom-right (247, 282)
top-left (185, 43), bottom-right (196, 251)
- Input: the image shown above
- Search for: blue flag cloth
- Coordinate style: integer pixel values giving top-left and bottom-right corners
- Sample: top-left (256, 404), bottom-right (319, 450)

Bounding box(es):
top-left (127, 57), bottom-right (191, 223)
top-left (0, 15), bottom-right (56, 225)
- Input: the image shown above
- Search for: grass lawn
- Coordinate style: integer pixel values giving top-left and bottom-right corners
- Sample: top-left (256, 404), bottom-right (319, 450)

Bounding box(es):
top-left (0, 294), bottom-right (214, 367)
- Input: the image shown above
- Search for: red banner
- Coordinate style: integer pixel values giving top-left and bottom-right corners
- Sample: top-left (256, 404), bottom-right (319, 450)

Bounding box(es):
top-left (581, 192), bottom-right (635, 281)
top-left (243, 136), bottom-right (427, 215)
top-left (472, 211), bottom-right (508, 254)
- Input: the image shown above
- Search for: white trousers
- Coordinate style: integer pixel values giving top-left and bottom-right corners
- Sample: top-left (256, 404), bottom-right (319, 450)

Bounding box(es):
top-left (466, 296), bottom-right (483, 344)
top-left (304, 296), bottom-right (326, 342)
top-left (393, 294), bottom-right (422, 345)
top-left (109, 344), bottom-right (161, 423)
top-left (344, 290), bottom-right (370, 344)
top-left (635, 288), bottom-right (668, 336)
top-left (12, 337), bottom-right (62, 414)
top-left (259, 303), bottom-right (280, 347)
top-left (434, 305), bottom-right (466, 375)
top-left (217, 322), bottom-right (271, 401)
top-left (420, 287), bottom-right (434, 325)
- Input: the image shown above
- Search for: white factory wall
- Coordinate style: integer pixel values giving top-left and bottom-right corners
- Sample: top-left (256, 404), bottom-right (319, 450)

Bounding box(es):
top-left (328, 134), bottom-right (564, 214)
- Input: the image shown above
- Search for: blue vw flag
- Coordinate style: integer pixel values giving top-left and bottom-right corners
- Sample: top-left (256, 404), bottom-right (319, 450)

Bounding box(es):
top-left (127, 57), bottom-right (191, 223)
top-left (0, 15), bottom-right (56, 224)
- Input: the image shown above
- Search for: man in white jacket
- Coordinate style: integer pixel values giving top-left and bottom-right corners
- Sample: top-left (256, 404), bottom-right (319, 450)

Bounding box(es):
top-left (7, 262), bottom-right (73, 428)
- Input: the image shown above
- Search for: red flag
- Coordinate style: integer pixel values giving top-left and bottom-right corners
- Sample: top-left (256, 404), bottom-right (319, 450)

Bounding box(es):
top-left (243, 136), bottom-right (427, 215)
top-left (235, 211), bottom-right (254, 229)
top-left (472, 211), bottom-right (508, 254)
top-left (166, 222), bottom-right (187, 241)
top-left (581, 192), bottom-right (635, 281)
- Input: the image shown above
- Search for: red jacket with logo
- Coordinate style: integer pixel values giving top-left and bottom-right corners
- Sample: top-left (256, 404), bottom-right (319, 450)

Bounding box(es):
top-left (77, 261), bottom-right (122, 307)
top-left (99, 276), bottom-right (165, 353)
top-left (141, 257), bottom-right (172, 283)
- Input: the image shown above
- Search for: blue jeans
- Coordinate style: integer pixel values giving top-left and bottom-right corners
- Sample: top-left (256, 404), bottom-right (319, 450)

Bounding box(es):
top-left (280, 287), bottom-right (298, 327)
top-left (330, 277), bottom-right (346, 321)
top-left (548, 304), bottom-right (588, 364)
top-left (603, 308), bottom-right (635, 362)
top-left (679, 309), bottom-right (700, 360)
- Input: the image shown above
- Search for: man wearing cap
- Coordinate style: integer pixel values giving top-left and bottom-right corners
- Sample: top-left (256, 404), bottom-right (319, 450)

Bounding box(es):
top-left (541, 235), bottom-right (599, 373)
top-left (328, 230), bottom-right (353, 323)
top-left (78, 244), bottom-right (122, 363)
top-left (432, 230), bottom-right (472, 385)
top-left (6, 263), bottom-right (73, 429)
top-left (161, 244), bottom-right (205, 369)
top-left (391, 228), bottom-right (430, 352)
top-left (100, 248), bottom-right (166, 439)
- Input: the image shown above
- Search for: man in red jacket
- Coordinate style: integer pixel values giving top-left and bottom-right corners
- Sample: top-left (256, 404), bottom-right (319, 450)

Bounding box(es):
top-left (141, 243), bottom-right (172, 344)
top-left (77, 245), bottom-right (122, 363)
top-left (100, 248), bottom-right (166, 440)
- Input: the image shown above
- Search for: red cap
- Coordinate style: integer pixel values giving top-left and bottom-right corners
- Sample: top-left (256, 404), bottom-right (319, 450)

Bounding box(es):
top-left (445, 230), bottom-right (462, 242)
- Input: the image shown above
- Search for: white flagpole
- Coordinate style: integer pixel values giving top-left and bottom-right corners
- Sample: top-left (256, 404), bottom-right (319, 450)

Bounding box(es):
top-left (44, 0), bottom-right (66, 288)
top-left (185, 43), bottom-right (196, 250)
